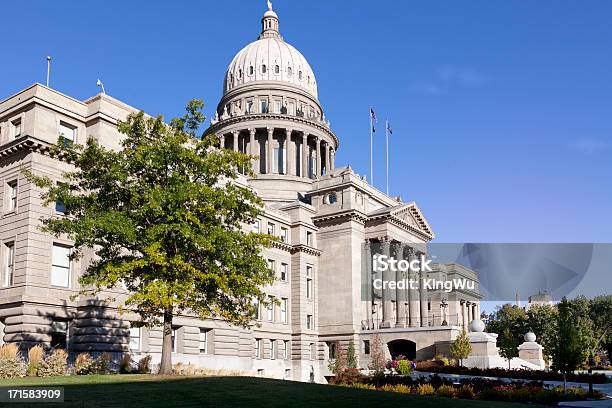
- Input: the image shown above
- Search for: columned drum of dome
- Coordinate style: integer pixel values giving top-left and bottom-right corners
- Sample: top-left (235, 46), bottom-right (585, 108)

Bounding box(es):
top-left (205, 3), bottom-right (338, 203)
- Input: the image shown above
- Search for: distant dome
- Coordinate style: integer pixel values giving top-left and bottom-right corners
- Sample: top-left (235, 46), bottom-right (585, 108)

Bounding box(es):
top-left (223, 4), bottom-right (318, 99)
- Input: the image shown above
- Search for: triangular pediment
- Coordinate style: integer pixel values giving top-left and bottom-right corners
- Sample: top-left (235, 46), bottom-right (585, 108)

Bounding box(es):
top-left (367, 202), bottom-right (435, 240)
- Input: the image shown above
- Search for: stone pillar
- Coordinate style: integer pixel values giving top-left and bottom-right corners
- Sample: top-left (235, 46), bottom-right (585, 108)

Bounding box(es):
top-left (396, 244), bottom-right (407, 328)
top-left (249, 128), bottom-right (257, 173)
top-left (408, 248), bottom-right (420, 327)
top-left (286, 129), bottom-right (294, 176)
top-left (315, 137), bottom-right (321, 177)
top-left (518, 333), bottom-right (545, 369)
top-left (324, 142), bottom-right (330, 175)
top-left (461, 301), bottom-right (467, 331)
top-left (267, 127), bottom-right (274, 174)
top-left (418, 252), bottom-right (428, 327)
top-left (232, 130), bottom-right (239, 152)
top-left (380, 240), bottom-right (393, 328)
top-left (301, 132), bottom-right (308, 178)
top-left (330, 149), bottom-right (335, 170)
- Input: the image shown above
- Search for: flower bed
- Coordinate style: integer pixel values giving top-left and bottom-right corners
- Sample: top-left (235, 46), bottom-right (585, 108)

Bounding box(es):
top-left (415, 360), bottom-right (607, 384)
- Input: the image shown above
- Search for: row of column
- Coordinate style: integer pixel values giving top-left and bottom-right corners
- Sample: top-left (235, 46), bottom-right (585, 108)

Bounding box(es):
top-left (461, 300), bottom-right (479, 330)
top-left (219, 127), bottom-right (335, 178)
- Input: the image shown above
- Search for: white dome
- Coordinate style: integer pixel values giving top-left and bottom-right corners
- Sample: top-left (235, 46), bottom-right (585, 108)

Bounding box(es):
top-left (223, 7), bottom-right (318, 99)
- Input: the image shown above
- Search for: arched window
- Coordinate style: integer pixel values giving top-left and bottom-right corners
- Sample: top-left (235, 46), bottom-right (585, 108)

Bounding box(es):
top-left (275, 65), bottom-right (280, 74)
top-left (287, 67), bottom-right (292, 76)
top-left (239, 69), bottom-right (243, 79)
top-left (299, 71), bottom-right (303, 80)
top-left (262, 64), bottom-right (267, 73)
top-left (249, 66), bottom-right (254, 75)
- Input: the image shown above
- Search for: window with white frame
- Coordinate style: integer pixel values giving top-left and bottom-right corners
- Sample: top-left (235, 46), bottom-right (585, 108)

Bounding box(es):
top-left (306, 314), bottom-right (313, 330)
top-left (309, 343), bottom-right (315, 360)
top-left (51, 244), bottom-right (71, 287)
top-left (306, 265), bottom-right (313, 299)
top-left (3, 242), bottom-right (15, 287)
top-left (306, 231), bottom-right (313, 246)
top-left (363, 340), bottom-right (371, 355)
top-left (288, 101), bottom-right (295, 116)
top-left (280, 263), bottom-right (288, 281)
top-left (246, 100), bottom-right (253, 114)
top-left (51, 321), bottom-right (68, 349)
top-left (252, 219), bottom-right (260, 233)
top-left (129, 326), bottom-right (141, 351)
top-left (267, 222), bottom-right (275, 235)
top-left (55, 182), bottom-right (66, 214)
top-left (281, 298), bottom-right (288, 323)
top-left (267, 296), bottom-right (274, 322)
top-left (280, 228), bottom-right (288, 243)
top-left (273, 100), bottom-right (282, 114)
top-left (253, 298), bottom-right (260, 320)
top-left (267, 259), bottom-right (275, 274)
top-left (271, 339), bottom-right (276, 360)
top-left (58, 121), bottom-right (76, 144)
top-left (260, 99), bottom-right (268, 114)
top-left (171, 327), bottom-right (179, 353)
top-left (284, 340), bottom-right (289, 359)
top-left (199, 329), bottom-right (210, 354)
top-left (255, 339), bottom-right (262, 358)
top-left (7, 180), bottom-right (17, 212)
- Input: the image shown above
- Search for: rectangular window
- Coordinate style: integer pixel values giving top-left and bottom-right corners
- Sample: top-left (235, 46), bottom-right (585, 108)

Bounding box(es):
top-left (284, 340), bottom-right (289, 360)
top-left (327, 342), bottom-right (336, 359)
top-left (199, 329), bottom-right (209, 354)
top-left (363, 340), bottom-right (370, 355)
top-left (260, 99), bottom-right (268, 114)
top-left (306, 231), bottom-right (313, 246)
top-left (267, 259), bottom-right (275, 275)
top-left (247, 100), bottom-right (253, 114)
top-left (280, 263), bottom-right (288, 281)
top-left (255, 339), bottom-right (262, 358)
top-left (3, 242), bottom-right (15, 287)
top-left (267, 222), bottom-right (275, 236)
top-left (288, 102), bottom-right (295, 116)
top-left (281, 298), bottom-right (288, 323)
top-left (171, 327), bottom-right (179, 353)
top-left (306, 265), bottom-right (313, 300)
top-left (253, 298), bottom-right (260, 320)
top-left (129, 327), bottom-right (141, 351)
top-left (7, 180), bottom-right (17, 212)
top-left (55, 182), bottom-right (66, 214)
top-left (274, 100), bottom-right (282, 114)
top-left (309, 343), bottom-right (315, 360)
top-left (51, 244), bottom-right (71, 287)
top-left (267, 296), bottom-right (274, 322)
top-left (306, 314), bottom-right (313, 330)
top-left (271, 340), bottom-right (277, 360)
top-left (252, 219), bottom-right (260, 233)
top-left (12, 119), bottom-right (21, 138)
top-left (280, 228), bottom-right (288, 243)
top-left (273, 147), bottom-right (279, 173)
top-left (51, 321), bottom-right (68, 349)
top-left (58, 121), bottom-right (76, 144)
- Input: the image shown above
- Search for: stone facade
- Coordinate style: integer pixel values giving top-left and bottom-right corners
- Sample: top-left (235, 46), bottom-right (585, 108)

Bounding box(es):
top-left (0, 4), bottom-right (482, 382)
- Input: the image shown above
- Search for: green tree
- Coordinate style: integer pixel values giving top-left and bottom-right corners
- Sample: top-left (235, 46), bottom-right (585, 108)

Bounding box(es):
top-left (346, 340), bottom-right (357, 369)
top-left (498, 328), bottom-right (519, 370)
top-left (25, 101), bottom-right (274, 374)
top-left (486, 304), bottom-right (528, 347)
top-left (450, 330), bottom-right (472, 367)
top-left (551, 298), bottom-right (585, 391)
top-left (587, 295), bottom-right (612, 360)
top-left (526, 304), bottom-right (557, 363)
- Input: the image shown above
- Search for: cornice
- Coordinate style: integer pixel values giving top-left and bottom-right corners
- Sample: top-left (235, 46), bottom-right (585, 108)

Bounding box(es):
top-left (0, 135), bottom-right (65, 160)
top-left (312, 209), bottom-right (368, 227)
top-left (270, 240), bottom-right (321, 256)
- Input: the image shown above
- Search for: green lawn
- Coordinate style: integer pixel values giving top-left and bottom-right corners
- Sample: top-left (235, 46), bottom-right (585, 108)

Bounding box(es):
top-left (0, 375), bottom-right (539, 408)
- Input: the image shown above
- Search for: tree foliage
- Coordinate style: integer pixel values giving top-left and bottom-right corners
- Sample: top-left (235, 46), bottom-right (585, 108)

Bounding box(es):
top-left (25, 100), bottom-right (274, 374)
top-left (551, 298), bottom-right (585, 389)
top-left (498, 328), bottom-right (519, 370)
top-left (346, 340), bottom-right (357, 369)
top-left (368, 333), bottom-right (386, 374)
top-left (450, 330), bottom-right (472, 367)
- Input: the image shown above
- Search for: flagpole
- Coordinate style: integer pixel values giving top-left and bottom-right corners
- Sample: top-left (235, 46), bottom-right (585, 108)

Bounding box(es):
top-left (370, 108), bottom-right (373, 185)
top-left (385, 119), bottom-right (389, 195)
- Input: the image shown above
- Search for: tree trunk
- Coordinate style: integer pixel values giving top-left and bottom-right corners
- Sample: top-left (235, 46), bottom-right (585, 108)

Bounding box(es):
top-left (159, 309), bottom-right (173, 375)
top-left (563, 373), bottom-right (567, 393)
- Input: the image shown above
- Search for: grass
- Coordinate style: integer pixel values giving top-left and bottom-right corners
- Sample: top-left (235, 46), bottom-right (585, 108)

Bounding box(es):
top-left (0, 375), bottom-right (540, 408)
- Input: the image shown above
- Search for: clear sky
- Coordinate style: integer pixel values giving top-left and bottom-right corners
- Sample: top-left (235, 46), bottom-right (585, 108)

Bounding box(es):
top-left (1, 0), bottom-right (611, 243)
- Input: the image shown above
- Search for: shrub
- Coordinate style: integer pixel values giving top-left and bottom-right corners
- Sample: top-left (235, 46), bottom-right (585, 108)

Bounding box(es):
top-left (37, 349), bottom-right (68, 377)
top-left (396, 359), bottom-right (413, 376)
top-left (414, 383), bottom-right (434, 395)
top-left (75, 353), bottom-right (93, 375)
top-left (352, 383), bottom-right (376, 391)
top-left (380, 384), bottom-right (395, 392)
top-left (331, 368), bottom-right (366, 385)
top-left (457, 384), bottom-right (475, 399)
top-left (436, 384), bottom-right (456, 398)
top-left (27, 345), bottom-right (44, 376)
top-left (477, 387), bottom-right (511, 402)
top-left (120, 354), bottom-right (131, 374)
top-left (137, 355), bottom-right (152, 374)
top-left (0, 344), bottom-right (26, 379)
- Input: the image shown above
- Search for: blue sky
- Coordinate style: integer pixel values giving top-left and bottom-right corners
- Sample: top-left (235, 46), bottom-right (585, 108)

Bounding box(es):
top-left (1, 0), bottom-right (611, 243)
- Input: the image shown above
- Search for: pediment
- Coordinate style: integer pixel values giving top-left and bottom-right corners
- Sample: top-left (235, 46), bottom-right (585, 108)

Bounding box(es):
top-left (367, 202), bottom-right (435, 240)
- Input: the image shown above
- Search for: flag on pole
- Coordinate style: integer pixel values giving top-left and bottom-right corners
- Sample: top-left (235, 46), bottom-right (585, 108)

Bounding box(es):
top-left (370, 108), bottom-right (377, 132)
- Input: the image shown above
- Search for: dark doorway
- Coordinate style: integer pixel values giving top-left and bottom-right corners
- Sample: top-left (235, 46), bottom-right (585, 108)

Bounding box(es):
top-left (387, 339), bottom-right (416, 360)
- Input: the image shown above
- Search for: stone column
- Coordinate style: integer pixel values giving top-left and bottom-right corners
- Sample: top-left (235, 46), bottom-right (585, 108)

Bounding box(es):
top-left (330, 149), bottom-right (335, 170)
top-left (408, 248), bottom-right (420, 327)
top-left (315, 137), bottom-right (321, 177)
top-left (396, 244), bottom-right (407, 328)
top-left (232, 130), bottom-right (239, 152)
top-left (467, 301), bottom-right (473, 324)
top-left (380, 240), bottom-right (393, 328)
top-left (267, 127), bottom-right (274, 174)
top-left (286, 129), bottom-right (294, 176)
top-left (418, 252), bottom-right (428, 327)
top-left (461, 301), bottom-right (467, 330)
top-left (249, 128), bottom-right (257, 173)
top-left (301, 132), bottom-right (308, 178)
top-left (324, 142), bottom-right (330, 175)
